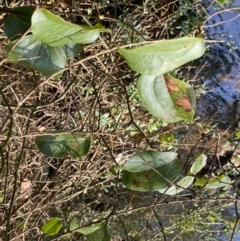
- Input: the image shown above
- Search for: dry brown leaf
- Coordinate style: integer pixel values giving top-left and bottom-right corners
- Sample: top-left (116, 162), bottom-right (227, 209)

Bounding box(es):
top-left (37, 126), bottom-right (46, 132)
top-left (20, 179), bottom-right (32, 193)
top-left (164, 75), bottom-right (180, 93)
top-left (175, 97), bottom-right (192, 112)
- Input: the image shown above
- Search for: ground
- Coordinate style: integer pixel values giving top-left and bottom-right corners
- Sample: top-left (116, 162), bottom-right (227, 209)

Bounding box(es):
top-left (0, 0), bottom-right (240, 240)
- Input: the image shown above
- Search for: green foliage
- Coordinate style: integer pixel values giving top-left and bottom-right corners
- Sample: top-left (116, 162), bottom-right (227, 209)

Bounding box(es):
top-left (118, 38), bottom-right (203, 123)
top-left (42, 217), bottom-right (62, 236)
top-left (4, 7), bottom-right (107, 76)
top-left (159, 132), bottom-right (175, 147)
top-left (0, 1), bottom-right (236, 241)
top-left (158, 176), bottom-right (195, 195)
top-left (70, 220), bottom-right (110, 241)
top-left (235, 131), bottom-right (240, 138)
top-left (36, 134), bottom-right (91, 158)
top-left (3, 6), bottom-right (36, 40)
top-left (137, 74), bottom-right (196, 122)
top-left (195, 174), bottom-right (231, 189)
top-left (117, 37), bottom-right (205, 76)
top-left (31, 8), bottom-right (108, 46)
top-left (190, 154), bottom-right (207, 175)
top-left (6, 35), bottom-right (68, 77)
top-left (216, 0), bottom-right (233, 6)
top-left (122, 151), bottom-right (182, 191)
top-left (137, 75), bottom-right (182, 123)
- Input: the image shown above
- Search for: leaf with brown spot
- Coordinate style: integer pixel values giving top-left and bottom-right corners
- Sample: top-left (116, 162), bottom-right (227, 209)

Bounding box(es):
top-left (175, 97), bottom-right (192, 112)
top-left (132, 180), bottom-right (141, 187)
top-left (164, 75), bottom-right (180, 93)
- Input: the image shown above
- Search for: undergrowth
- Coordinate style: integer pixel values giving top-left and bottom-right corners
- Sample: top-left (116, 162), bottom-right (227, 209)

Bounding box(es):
top-left (0, 0), bottom-right (240, 240)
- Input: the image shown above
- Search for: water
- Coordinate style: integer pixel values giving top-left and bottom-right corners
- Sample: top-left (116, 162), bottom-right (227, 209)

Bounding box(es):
top-left (195, 0), bottom-right (240, 128)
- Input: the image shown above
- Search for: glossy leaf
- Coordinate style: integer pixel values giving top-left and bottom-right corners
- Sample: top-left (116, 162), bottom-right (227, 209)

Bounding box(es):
top-left (117, 37), bottom-right (205, 75)
top-left (4, 6), bottom-right (35, 40)
top-left (42, 217), bottom-right (62, 236)
top-left (32, 8), bottom-right (109, 46)
top-left (158, 176), bottom-right (194, 195)
top-left (122, 151), bottom-right (182, 192)
top-left (36, 134), bottom-right (90, 158)
top-left (190, 154), bottom-right (207, 175)
top-left (6, 35), bottom-right (66, 77)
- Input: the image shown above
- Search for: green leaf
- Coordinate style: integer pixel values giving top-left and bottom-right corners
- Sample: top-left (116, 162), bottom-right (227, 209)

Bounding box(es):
top-left (42, 217), bottom-right (62, 236)
top-left (206, 175), bottom-right (232, 189)
top-left (190, 154), bottom-right (207, 175)
top-left (36, 134), bottom-right (91, 158)
top-left (0, 192), bottom-right (3, 203)
top-left (70, 221), bottom-right (110, 241)
top-left (123, 151), bottom-right (178, 172)
top-left (137, 75), bottom-right (179, 122)
top-left (216, 0), bottom-right (233, 6)
top-left (159, 132), bottom-right (175, 146)
top-left (122, 151), bottom-right (182, 191)
top-left (62, 43), bottom-right (83, 59)
top-left (194, 174), bottom-right (231, 189)
top-left (158, 176), bottom-right (194, 195)
top-left (165, 74), bottom-right (196, 122)
top-left (117, 37), bottom-right (205, 75)
top-left (70, 218), bottom-right (83, 233)
top-left (31, 8), bottom-right (108, 46)
top-left (137, 74), bottom-right (195, 123)
top-left (235, 131), bottom-right (240, 138)
top-left (3, 6), bottom-right (36, 40)
top-left (5, 35), bottom-right (66, 77)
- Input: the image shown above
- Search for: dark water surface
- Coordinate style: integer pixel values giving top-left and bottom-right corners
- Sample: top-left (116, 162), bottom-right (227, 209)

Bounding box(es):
top-left (196, 0), bottom-right (240, 128)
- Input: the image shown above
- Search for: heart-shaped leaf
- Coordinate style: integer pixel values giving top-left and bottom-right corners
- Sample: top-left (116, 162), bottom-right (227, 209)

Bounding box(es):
top-left (117, 37), bottom-right (205, 75)
top-left (36, 134), bottom-right (91, 158)
top-left (5, 35), bottom-right (67, 77)
top-left (5, 35), bottom-right (83, 76)
top-left (42, 217), bottom-right (62, 236)
top-left (122, 151), bottom-right (182, 192)
top-left (32, 8), bottom-right (109, 46)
